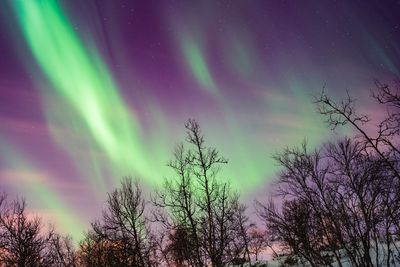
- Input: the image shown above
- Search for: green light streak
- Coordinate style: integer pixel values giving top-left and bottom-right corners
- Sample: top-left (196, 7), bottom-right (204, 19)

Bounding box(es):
top-left (183, 38), bottom-right (216, 93)
top-left (209, 118), bottom-right (275, 193)
top-left (12, 0), bottom-right (156, 187)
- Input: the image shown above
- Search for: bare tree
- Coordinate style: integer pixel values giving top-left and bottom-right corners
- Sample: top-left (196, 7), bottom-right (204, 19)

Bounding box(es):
top-left (0, 194), bottom-right (77, 266)
top-left (313, 81), bottom-right (400, 265)
top-left (314, 81), bottom-right (400, 180)
top-left (46, 232), bottom-right (78, 267)
top-left (0, 196), bottom-right (45, 266)
top-left (257, 138), bottom-right (400, 267)
top-left (233, 204), bottom-right (252, 264)
top-left (82, 178), bottom-right (155, 267)
top-left (247, 226), bottom-right (268, 262)
top-left (153, 119), bottom-right (250, 267)
top-left (153, 141), bottom-right (203, 267)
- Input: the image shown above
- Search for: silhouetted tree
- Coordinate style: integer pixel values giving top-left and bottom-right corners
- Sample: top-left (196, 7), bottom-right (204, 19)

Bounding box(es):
top-left (258, 137), bottom-right (400, 266)
top-left (0, 194), bottom-right (77, 267)
top-left (256, 81), bottom-right (400, 267)
top-left (153, 119), bottom-right (250, 267)
top-left (247, 226), bottom-right (268, 262)
top-left (314, 81), bottom-right (400, 180)
top-left (82, 178), bottom-right (155, 267)
top-left (314, 81), bottom-right (400, 266)
top-left (47, 232), bottom-right (78, 266)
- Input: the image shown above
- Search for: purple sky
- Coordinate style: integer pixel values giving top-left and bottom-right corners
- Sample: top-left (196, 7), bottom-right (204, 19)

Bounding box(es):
top-left (0, 0), bottom-right (399, 239)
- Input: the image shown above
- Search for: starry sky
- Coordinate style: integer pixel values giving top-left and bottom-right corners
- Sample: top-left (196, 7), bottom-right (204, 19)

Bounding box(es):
top-left (0, 0), bottom-right (399, 240)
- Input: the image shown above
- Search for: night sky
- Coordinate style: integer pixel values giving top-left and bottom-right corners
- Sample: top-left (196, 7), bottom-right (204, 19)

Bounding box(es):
top-left (0, 0), bottom-right (400, 240)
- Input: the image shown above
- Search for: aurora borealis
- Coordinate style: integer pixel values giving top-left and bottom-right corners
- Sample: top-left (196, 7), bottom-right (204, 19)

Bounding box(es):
top-left (0, 0), bottom-right (399, 240)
